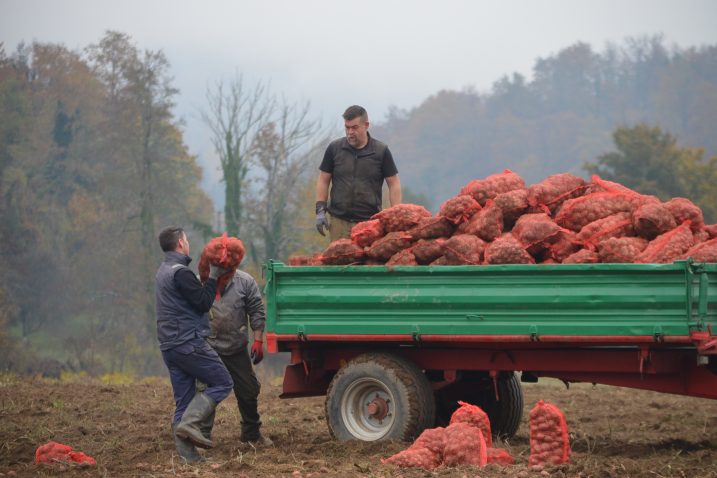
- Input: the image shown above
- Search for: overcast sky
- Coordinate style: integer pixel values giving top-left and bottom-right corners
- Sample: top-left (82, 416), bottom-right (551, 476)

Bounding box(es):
top-left (2, 0), bottom-right (716, 203)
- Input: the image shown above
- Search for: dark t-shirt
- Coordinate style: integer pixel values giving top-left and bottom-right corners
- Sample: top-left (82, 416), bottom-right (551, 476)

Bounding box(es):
top-left (319, 134), bottom-right (398, 221)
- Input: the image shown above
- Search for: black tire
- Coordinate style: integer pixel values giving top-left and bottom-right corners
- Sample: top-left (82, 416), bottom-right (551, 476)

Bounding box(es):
top-left (325, 352), bottom-right (435, 442)
top-left (435, 372), bottom-right (523, 439)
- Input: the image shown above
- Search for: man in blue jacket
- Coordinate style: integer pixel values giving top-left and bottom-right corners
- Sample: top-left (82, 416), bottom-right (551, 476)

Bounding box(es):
top-left (155, 226), bottom-right (233, 463)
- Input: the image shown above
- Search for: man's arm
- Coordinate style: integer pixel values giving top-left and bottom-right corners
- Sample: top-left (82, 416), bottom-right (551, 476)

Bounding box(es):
top-left (244, 278), bottom-right (266, 336)
top-left (174, 268), bottom-right (217, 313)
top-left (386, 174), bottom-right (402, 206)
top-left (316, 171), bottom-right (332, 202)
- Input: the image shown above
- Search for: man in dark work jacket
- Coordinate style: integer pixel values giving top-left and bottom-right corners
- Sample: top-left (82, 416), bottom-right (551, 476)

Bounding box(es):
top-left (155, 226), bottom-right (233, 463)
top-left (315, 105), bottom-right (402, 241)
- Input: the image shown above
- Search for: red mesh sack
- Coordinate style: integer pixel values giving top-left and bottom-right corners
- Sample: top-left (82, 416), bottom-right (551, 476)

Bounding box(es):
top-left (35, 442), bottom-right (96, 466)
top-left (588, 174), bottom-right (642, 196)
top-left (527, 173), bottom-right (588, 212)
top-left (438, 194), bottom-right (482, 225)
top-left (563, 248), bottom-right (599, 264)
top-left (443, 234), bottom-right (486, 265)
top-left (449, 400), bottom-right (492, 447)
top-left (577, 212), bottom-right (634, 245)
top-left (529, 400), bottom-right (570, 467)
top-left (511, 213), bottom-right (562, 255)
top-left (413, 426), bottom-right (447, 456)
top-left (198, 233), bottom-right (246, 294)
top-left (633, 201), bottom-right (677, 240)
top-left (598, 237), bottom-right (648, 263)
top-left (459, 169), bottom-right (525, 206)
top-left (366, 232), bottom-right (413, 261)
top-left (443, 422), bottom-right (488, 468)
top-left (372, 204), bottom-right (432, 232)
top-left (320, 238), bottom-right (365, 265)
top-left (487, 447), bottom-right (515, 465)
top-left (456, 199), bottom-right (503, 241)
top-left (494, 188), bottom-right (529, 221)
top-left (694, 229), bottom-right (710, 243)
top-left (484, 234), bottom-right (534, 265)
top-left (408, 216), bottom-right (456, 240)
top-left (381, 446), bottom-right (442, 470)
top-left (663, 198), bottom-right (704, 232)
top-left (386, 249), bottom-right (418, 266)
top-left (412, 238), bottom-right (446, 265)
top-left (704, 224), bottom-right (717, 239)
top-left (637, 221), bottom-right (694, 263)
top-left (430, 255), bottom-right (448, 266)
top-left (555, 192), bottom-right (641, 232)
top-left (547, 230), bottom-right (584, 262)
top-left (287, 253), bottom-right (321, 266)
top-left (681, 237), bottom-right (717, 262)
top-left (350, 219), bottom-right (384, 247)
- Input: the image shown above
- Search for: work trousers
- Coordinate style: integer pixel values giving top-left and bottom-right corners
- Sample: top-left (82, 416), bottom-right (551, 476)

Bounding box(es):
top-left (162, 338), bottom-right (233, 425)
top-left (219, 347), bottom-right (262, 441)
top-left (328, 214), bottom-right (359, 242)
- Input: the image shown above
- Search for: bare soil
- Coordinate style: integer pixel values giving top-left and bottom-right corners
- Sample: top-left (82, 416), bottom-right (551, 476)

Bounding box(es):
top-left (1, 374), bottom-right (716, 477)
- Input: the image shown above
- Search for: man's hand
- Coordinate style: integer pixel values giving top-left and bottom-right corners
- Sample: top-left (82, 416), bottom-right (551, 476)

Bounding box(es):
top-left (250, 339), bottom-right (264, 365)
top-left (208, 263), bottom-right (230, 280)
top-left (315, 201), bottom-right (329, 236)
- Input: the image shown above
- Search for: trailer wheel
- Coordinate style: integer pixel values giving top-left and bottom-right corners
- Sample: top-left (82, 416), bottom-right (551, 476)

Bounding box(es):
top-left (325, 352), bottom-right (435, 442)
top-left (436, 372), bottom-right (523, 439)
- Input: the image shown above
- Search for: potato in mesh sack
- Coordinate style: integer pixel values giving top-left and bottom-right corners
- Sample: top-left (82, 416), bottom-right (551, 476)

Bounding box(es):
top-left (555, 192), bottom-right (641, 232)
top-left (484, 233), bottom-right (534, 265)
top-left (198, 233), bottom-right (246, 292)
top-left (350, 219), bottom-right (384, 248)
top-left (386, 249), bottom-right (419, 266)
top-left (412, 238), bottom-right (446, 264)
top-left (408, 216), bottom-right (456, 240)
top-left (443, 234), bottom-right (486, 265)
top-left (527, 173), bottom-right (587, 211)
top-left (705, 224), bottom-right (717, 239)
top-left (529, 400), bottom-right (570, 466)
top-left (598, 237), bottom-right (648, 263)
top-left (511, 213), bottom-right (562, 255)
top-left (633, 201), bottom-right (677, 240)
top-left (546, 230), bottom-right (584, 263)
top-left (456, 199), bottom-right (503, 241)
top-left (320, 238), bottom-right (365, 265)
top-left (381, 445), bottom-right (442, 470)
top-left (372, 204), bottom-right (432, 232)
top-left (637, 221), bottom-right (694, 263)
top-left (494, 188), bottom-right (529, 222)
top-left (287, 253), bottom-right (322, 266)
top-left (438, 194), bottom-right (482, 225)
top-left (366, 232), bottom-right (414, 261)
top-left (443, 422), bottom-right (488, 467)
top-left (562, 248), bottom-right (599, 264)
top-left (577, 212), bottom-right (634, 245)
top-left (459, 169), bottom-right (525, 206)
top-left (663, 198), bottom-right (704, 231)
top-left (681, 237), bottom-right (717, 262)
top-left (588, 174), bottom-right (643, 196)
top-left (449, 401), bottom-right (492, 447)
top-left (694, 229), bottom-right (710, 243)
top-left (430, 255), bottom-right (448, 265)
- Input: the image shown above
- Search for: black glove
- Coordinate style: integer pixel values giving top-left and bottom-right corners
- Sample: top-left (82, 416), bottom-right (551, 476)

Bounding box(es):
top-left (315, 201), bottom-right (329, 236)
top-left (208, 263), bottom-right (230, 280)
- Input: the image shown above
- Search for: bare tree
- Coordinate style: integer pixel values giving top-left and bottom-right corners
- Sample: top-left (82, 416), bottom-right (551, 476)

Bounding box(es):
top-left (248, 98), bottom-right (324, 264)
top-left (201, 76), bottom-right (273, 236)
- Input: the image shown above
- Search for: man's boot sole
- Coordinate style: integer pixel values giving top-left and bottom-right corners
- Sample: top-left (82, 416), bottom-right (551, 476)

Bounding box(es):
top-left (176, 425), bottom-right (213, 449)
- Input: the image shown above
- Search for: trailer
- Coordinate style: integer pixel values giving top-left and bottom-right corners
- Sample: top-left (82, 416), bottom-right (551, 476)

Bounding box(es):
top-left (264, 260), bottom-right (717, 442)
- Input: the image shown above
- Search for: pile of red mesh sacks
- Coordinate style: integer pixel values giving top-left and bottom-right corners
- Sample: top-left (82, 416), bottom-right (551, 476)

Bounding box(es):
top-left (198, 233), bottom-right (246, 295)
top-left (382, 401), bottom-right (512, 470)
top-left (35, 442), bottom-right (96, 466)
top-left (290, 170), bottom-right (717, 266)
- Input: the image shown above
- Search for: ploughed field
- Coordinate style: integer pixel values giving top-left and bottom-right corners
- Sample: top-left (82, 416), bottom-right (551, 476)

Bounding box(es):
top-left (1, 375), bottom-right (715, 477)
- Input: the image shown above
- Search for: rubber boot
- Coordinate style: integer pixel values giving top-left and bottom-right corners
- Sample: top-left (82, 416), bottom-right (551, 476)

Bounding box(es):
top-left (175, 392), bottom-right (216, 449)
top-left (199, 408), bottom-right (216, 441)
top-left (172, 423), bottom-right (205, 463)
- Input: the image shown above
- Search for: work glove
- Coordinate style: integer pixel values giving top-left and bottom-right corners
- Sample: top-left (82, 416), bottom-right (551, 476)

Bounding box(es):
top-left (315, 201), bottom-right (329, 236)
top-left (250, 339), bottom-right (264, 365)
top-left (208, 263), bottom-right (230, 280)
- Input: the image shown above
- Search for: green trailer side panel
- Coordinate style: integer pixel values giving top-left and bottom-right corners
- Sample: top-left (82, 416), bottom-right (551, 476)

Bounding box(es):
top-left (265, 261), bottom-right (717, 338)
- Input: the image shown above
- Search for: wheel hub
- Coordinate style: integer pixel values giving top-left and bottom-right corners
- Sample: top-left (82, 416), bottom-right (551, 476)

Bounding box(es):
top-left (366, 395), bottom-right (389, 421)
